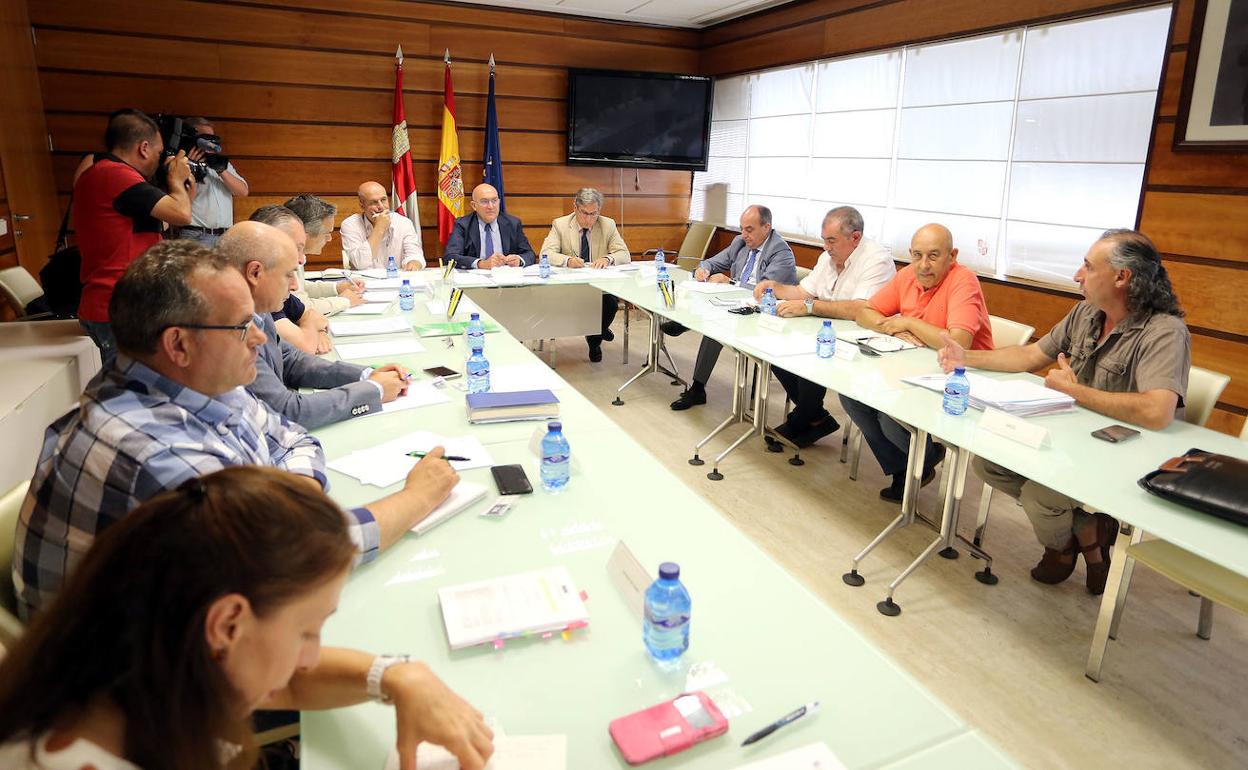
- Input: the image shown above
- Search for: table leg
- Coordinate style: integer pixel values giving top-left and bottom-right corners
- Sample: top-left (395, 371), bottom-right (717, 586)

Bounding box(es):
top-left (622, 302), bottom-right (630, 366)
top-left (1085, 525), bottom-right (1139, 681)
top-left (842, 426), bottom-right (925, 588)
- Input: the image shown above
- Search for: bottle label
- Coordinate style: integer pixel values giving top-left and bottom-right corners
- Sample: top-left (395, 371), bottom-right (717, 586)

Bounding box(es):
top-left (543, 454), bottom-right (569, 464)
top-left (645, 610), bottom-right (690, 628)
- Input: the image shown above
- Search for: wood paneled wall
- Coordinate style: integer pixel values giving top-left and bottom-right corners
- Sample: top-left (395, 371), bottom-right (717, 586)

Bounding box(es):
top-left (30, 0), bottom-right (699, 267)
top-left (0, 165), bottom-right (15, 273)
top-left (700, 0), bottom-right (1247, 435)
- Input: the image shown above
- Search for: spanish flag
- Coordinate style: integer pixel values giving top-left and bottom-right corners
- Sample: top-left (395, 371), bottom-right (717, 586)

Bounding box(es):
top-left (437, 49), bottom-right (465, 247)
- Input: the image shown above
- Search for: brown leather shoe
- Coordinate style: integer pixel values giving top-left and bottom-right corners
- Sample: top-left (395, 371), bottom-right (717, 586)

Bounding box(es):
top-left (1083, 514), bottom-right (1119, 595)
top-left (1030, 542), bottom-right (1077, 585)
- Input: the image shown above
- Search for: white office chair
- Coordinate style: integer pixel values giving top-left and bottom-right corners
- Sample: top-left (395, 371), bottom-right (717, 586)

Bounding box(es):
top-left (0, 267), bottom-right (52, 321)
top-left (794, 265), bottom-right (812, 283)
top-left (0, 481), bottom-right (30, 650)
top-left (674, 222), bottom-right (716, 271)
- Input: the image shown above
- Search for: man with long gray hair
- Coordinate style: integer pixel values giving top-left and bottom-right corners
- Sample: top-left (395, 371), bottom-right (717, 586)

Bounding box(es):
top-left (938, 229), bottom-right (1190, 596)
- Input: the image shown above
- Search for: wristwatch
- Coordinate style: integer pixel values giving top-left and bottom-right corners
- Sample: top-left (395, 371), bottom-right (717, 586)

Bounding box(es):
top-left (366, 654), bottom-right (412, 703)
top-left (804, 298), bottom-right (815, 315)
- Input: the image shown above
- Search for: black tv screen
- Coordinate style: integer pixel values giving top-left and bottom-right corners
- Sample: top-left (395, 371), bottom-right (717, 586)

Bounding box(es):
top-left (566, 69), bottom-right (713, 172)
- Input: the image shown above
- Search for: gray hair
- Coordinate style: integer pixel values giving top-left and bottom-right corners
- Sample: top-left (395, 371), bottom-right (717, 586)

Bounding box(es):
top-left (109, 240), bottom-right (230, 355)
top-left (1100, 229), bottom-right (1183, 318)
top-left (823, 206), bottom-right (864, 236)
top-left (744, 204), bottom-right (772, 228)
top-left (248, 204), bottom-right (302, 230)
top-left (574, 188), bottom-right (604, 209)
top-left (283, 194), bottom-right (338, 236)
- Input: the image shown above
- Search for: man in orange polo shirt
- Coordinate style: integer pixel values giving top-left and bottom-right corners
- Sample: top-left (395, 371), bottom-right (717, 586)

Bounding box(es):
top-left (840, 223), bottom-right (993, 502)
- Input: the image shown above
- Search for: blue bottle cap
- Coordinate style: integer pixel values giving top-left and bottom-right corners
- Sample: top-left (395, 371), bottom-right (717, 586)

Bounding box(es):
top-left (547, 421), bottom-right (562, 432)
top-left (401, 278), bottom-right (410, 285)
top-left (822, 320), bottom-right (832, 326)
top-left (470, 312), bottom-right (480, 320)
top-left (954, 367), bottom-right (966, 375)
top-left (659, 562), bottom-right (680, 580)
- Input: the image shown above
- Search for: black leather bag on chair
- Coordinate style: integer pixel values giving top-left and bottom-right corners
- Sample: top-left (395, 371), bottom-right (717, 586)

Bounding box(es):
top-left (1139, 449), bottom-right (1248, 526)
top-left (39, 198), bottom-right (82, 319)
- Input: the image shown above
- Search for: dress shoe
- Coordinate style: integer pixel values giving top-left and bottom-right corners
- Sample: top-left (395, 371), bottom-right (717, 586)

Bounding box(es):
top-left (879, 466), bottom-right (936, 502)
top-left (792, 415), bottom-right (840, 448)
top-left (588, 344), bottom-right (603, 363)
top-left (602, 328), bottom-right (615, 343)
top-left (1030, 543), bottom-right (1078, 585)
top-left (669, 385), bottom-right (706, 410)
top-left (660, 321), bottom-right (687, 337)
top-left (1083, 513), bottom-right (1119, 595)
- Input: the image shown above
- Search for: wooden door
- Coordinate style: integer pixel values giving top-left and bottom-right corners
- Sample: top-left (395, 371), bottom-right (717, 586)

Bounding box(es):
top-left (0, 0), bottom-right (61, 276)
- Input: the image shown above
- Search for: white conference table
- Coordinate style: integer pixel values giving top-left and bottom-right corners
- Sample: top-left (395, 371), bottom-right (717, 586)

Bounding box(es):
top-left (300, 276), bottom-right (1013, 769)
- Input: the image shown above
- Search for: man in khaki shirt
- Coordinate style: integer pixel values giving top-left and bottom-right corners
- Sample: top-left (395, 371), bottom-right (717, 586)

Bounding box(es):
top-left (539, 188), bottom-right (631, 361)
top-left (938, 229), bottom-right (1190, 595)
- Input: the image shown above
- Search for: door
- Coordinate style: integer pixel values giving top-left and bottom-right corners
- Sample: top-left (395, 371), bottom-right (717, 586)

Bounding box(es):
top-left (0, 0), bottom-right (61, 277)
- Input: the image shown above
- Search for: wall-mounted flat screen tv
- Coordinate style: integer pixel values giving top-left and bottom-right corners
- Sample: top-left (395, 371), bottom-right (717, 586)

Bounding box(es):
top-left (566, 68), bottom-right (713, 172)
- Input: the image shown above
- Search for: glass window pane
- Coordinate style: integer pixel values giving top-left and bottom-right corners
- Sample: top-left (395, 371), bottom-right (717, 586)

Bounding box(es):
top-left (689, 187), bottom-right (706, 222)
top-left (902, 32), bottom-right (1021, 107)
top-left (809, 158), bottom-right (891, 206)
top-left (893, 160), bottom-right (1007, 218)
top-left (1007, 162), bottom-right (1145, 229)
top-left (1003, 221), bottom-right (1104, 286)
top-left (897, 102), bottom-right (1014, 160)
top-left (747, 157), bottom-right (810, 198)
top-left (748, 115), bottom-right (811, 156)
top-left (813, 110), bottom-right (895, 158)
top-left (749, 65), bottom-right (815, 117)
top-left (713, 75), bottom-right (750, 121)
top-left (1013, 93), bottom-right (1156, 162)
top-left (726, 193), bottom-right (744, 225)
top-left (708, 120), bottom-right (748, 157)
top-left (746, 195), bottom-right (808, 237)
top-left (807, 201), bottom-right (887, 241)
top-left (694, 155), bottom-right (745, 192)
top-left (881, 208), bottom-right (1001, 275)
top-left (816, 50), bottom-right (902, 112)
top-left (1019, 6), bottom-right (1172, 99)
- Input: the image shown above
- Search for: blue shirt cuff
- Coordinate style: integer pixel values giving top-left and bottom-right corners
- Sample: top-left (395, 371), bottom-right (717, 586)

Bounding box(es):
top-left (348, 506), bottom-right (381, 565)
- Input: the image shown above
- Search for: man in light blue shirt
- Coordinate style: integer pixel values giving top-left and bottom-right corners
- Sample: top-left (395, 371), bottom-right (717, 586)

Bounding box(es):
top-left (179, 117), bottom-right (248, 246)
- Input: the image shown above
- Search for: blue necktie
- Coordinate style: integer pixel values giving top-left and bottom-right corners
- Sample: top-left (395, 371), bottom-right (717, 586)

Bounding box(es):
top-left (739, 249), bottom-right (759, 286)
top-left (483, 223), bottom-right (495, 258)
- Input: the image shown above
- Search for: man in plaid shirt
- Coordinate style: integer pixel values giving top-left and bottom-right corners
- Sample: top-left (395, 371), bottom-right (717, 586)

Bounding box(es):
top-left (14, 239), bottom-right (458, 619)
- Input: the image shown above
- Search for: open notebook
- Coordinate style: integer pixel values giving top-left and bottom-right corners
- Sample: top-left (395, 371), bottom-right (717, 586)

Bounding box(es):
top-left (411, 481), bottom-right (489, 536)
top-left (437, 566), bottom-right (589, 650)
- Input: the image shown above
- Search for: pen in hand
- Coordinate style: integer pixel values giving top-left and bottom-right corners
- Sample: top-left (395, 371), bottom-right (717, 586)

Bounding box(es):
top-left (407, 450), bottom-right (471, 462)
top-left (741, 701), bottom-right (820, 747)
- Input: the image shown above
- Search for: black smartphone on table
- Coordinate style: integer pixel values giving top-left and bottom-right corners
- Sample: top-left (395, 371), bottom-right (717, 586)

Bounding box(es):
top-left (1091, 424), bottom-right (1140, 443)
top-left (423, 365), bottom-right (461, 380)
top-left (490, 464), bottom-right (533, 495)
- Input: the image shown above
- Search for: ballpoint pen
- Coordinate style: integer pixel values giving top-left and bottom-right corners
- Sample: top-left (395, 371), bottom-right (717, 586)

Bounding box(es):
top-left (740, 701), bottom-right (820, 747)
top-left (407, 451), bottom-right (471, 461)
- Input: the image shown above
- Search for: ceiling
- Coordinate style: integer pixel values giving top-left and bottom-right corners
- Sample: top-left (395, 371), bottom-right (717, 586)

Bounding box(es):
top-left (449, 0), bottom-right (796, 29)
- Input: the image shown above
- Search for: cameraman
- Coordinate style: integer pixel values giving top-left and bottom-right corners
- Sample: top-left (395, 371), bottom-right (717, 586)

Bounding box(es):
top-left (179, 116), bottom-right (248, 247)
top-left (73, 108), bottom-right (194, 359)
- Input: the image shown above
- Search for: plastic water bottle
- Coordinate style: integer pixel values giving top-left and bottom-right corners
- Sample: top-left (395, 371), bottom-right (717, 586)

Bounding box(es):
top-left (760, 287), bottom-right (778, 316)
top-left (466, 345), bottom-right (490, 394)
top-left (643, 562), bottom-right (691, 661)
top-left (539, 253), bottom-right (551, 280)
top-left (943, 367), bottom-right (970, 416)
top-left (540, 421), bottom-right (571, 492)
top-left (654, 248), bottom-right (666, 270)
top-left (398, 279), bottom-right (414, 311)
top-left (817, 320), bottom-right (836, 359)
top-left (386, 254), bottom-right (398, 279)
top-left (464, 312), bottom-right (485, 352)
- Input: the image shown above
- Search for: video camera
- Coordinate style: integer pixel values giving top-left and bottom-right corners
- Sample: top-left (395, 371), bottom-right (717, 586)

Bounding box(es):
top-left (153, 114), bottom-right (229, 190)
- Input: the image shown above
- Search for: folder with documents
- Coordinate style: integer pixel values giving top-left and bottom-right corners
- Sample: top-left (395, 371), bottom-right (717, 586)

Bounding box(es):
top-left (438, 566), bottom-right (589, 650)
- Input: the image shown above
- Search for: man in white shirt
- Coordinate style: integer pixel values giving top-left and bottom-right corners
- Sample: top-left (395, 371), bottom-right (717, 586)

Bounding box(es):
top-left (181, 117), bottom-right (248, 246)
top-left (752, 206), bottom-right (896, 447)
top-left (339, 181), bottom-right (425, 270)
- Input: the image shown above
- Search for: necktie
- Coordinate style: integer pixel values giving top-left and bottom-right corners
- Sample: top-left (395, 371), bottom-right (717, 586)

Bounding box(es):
top-left (739, 249), bottom-right (759, 286)
top-left (483, 223), bottom-right (495, 258)
top-left (580, 228), bottom-right (591, 262)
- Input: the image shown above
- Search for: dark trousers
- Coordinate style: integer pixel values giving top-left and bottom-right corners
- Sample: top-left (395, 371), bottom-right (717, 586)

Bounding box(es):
top-left (839, 395), bottom-right (941, 477)
top-left (587, 295), bottom-right (619, 347)
top-left (774, 368), bottom-right (829, 426)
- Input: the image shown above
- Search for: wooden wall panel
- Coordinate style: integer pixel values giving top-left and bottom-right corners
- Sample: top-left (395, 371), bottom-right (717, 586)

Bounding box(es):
top-left (1139, 192), bottom-right (1248, 263)
top-left (30, 0), bottom-right (697, 276)
top-left (0, 165), bottom-right (15, 271)
top-left (1146, 123), bottom-right (1248, 189)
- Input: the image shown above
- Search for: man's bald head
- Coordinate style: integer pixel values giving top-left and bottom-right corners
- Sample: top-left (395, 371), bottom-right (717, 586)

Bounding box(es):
top-left (908, 223), bottom-right (959, 289)
top-left (357, 181), bottom-right (389, 220)
top-left (218, 221), bottom-right (301, 313)
top-left (470, 183), bottom-right (502, 224)
top-left (911, 223), bottom-right (953, 253)
top-left (358, 181), bottom-right (386, 201)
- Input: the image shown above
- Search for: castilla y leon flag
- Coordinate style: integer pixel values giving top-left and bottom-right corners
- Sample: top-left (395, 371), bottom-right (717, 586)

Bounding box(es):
top-left (391, 45), bottom-right (422, 249)
top-left (437, 49), bottom-right (465, 247)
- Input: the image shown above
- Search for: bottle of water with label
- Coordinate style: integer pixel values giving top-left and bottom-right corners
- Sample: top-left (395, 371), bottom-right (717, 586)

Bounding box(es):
top-left (817, 320), bottom-right (836, 359)
top-left (540, 421), bottom-right (571, 492)
top-left (943, 366), bottom-right (970, 416)
top-left (398, 279), bottom-right (415, 311)
top-left (656, 263), bottom-right (672, 303)
top-left (654, 248), bottom-right (666, 271)
top-left (643, 562), bottom-right (691, 661)
top-left (386, 253), bottom-right (399, 279)
top-left (539, 252), bottom-right (551, 280)
top-left (760, 287), bottom-right (778, 316)
top-left (466, 344), bottom-right (490, 394)
top-left (464, 312), bottom-right (485, 352)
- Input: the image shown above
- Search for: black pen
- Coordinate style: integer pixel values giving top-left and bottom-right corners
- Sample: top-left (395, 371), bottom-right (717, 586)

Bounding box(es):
top-left (407, 451), bottom-right (471, 461)
top-left (741, 701), bottom-right (820, 747)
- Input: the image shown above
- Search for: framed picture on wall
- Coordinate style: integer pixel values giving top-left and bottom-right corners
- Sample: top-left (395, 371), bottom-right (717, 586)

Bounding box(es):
top-left (1176, 0), bottom-right (1248, 148)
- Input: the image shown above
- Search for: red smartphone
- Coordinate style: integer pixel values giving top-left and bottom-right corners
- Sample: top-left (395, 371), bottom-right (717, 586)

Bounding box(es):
top-left (609, 691), bottom-right (729, 765)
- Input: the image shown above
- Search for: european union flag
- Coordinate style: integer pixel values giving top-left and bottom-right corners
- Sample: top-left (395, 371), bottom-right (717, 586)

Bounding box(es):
top-left (483, 54), bottom-right (506, 214)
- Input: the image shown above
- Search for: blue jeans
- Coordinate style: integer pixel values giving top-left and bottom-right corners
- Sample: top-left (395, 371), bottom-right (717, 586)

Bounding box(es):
top-left (178, 229), bottom-right (221, 247)
top-left (81, 319), bottom-right (117, 364)
top-left (839, 395), bottom-right (940, 478)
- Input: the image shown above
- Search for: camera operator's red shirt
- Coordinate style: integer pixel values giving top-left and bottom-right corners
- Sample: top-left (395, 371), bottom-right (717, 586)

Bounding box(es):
top-left (73, 154), bottom-right (166, 322)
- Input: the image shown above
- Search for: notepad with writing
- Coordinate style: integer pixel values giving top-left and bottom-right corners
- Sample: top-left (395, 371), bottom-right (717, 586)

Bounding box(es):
top-left (438, 566), bottom-right (589, 650)
top-left (466, 389), bottom-right (560, 423)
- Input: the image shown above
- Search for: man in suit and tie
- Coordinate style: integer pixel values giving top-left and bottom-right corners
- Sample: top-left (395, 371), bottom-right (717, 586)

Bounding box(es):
top-left (539, 187), bottom-right (631, 361)
top-left (666, 204), bottom-right (798, 410)
top-left (444, 183), bottom-right (536, 269)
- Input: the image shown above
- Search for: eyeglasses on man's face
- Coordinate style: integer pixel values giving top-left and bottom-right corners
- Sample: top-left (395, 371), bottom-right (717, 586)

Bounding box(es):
top-left (166, 318), bottom-right (256, 342)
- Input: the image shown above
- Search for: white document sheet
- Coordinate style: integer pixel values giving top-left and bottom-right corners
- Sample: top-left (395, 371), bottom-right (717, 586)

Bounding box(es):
top-left (363, 289), bottom-right (400, 303)
top-left (679, 280), bottom-right (747, 295)
top-left (437, 566), bottom-right (588, 650)
top-left (371, 383), bottom-right (450, 415)
top-left (338, 303), bottom-right (392, 316)
top-left (731, 742), bottom-right (847, 770)
top-left (452, 271), bottom-right (495, 287)
top-left (488, 363), bottom-right (567, 392)
top-left (334, 339), bottom-right (426, 360)
top-left (411, 481), bottom-right (489, 536)
top-left (364, 273), bottom-right (427, 289)
top-left (328, 316), bottom-right (412, 337)
top-left (835, 332), bottom-right (917, 352)
top-left (426, 297), bottom-right (481, 317)
top-left (736, 334), bottom-right (817, 357)
top-left (384, 735), bottom-right (566, 770)
top-left (327, 432), bottom-right (494, 487)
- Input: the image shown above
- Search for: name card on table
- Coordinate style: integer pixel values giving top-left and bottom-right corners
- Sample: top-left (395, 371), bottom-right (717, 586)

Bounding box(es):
top-left (978, 407), bottom-right (1050, 449)
top-left (756, 313), bottom-right (786, 333)
top-left (833, 343), bottom-right (857, 362)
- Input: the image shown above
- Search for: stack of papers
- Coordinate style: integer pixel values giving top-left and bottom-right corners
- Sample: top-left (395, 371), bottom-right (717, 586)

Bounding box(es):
top-left (386, 735), bottom-right (567, 770)
top-left (903, 373), bottom-right (1076, 417)
top-left (337, 303), bottom-right (391, 316)
top-left (679, 280), bottom-right (746, 295)
top-left (736, 334), bottom-right (816, 357)
top-left (327, 431), bottom-right (495, 487)
top-left (362, 289), bottom-right (399, 303)
top-left (328, 316), bottom-right (412, 337)
top-left (335, 338), bottom-right (426, 360)
top-left (415, 320), bottom-right (502, 337)
top-left (438, 566), bottom-right (589, 650)
top-left (837, 332), bottom-right (917, 353)
top-left (452, 271), bottom-right (495, 287)
top-left (374, 383), bottom-right (450, 415)
top-left (362, 273), bottom-right (426, 289)
top-left (466, 389), bottom-right (560, 423)
top-left (411, 481), bottom-right (489, 536)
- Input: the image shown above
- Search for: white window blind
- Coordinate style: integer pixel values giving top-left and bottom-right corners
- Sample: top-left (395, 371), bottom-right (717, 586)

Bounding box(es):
top-left (691, 5), bottom-right (1171, 291)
